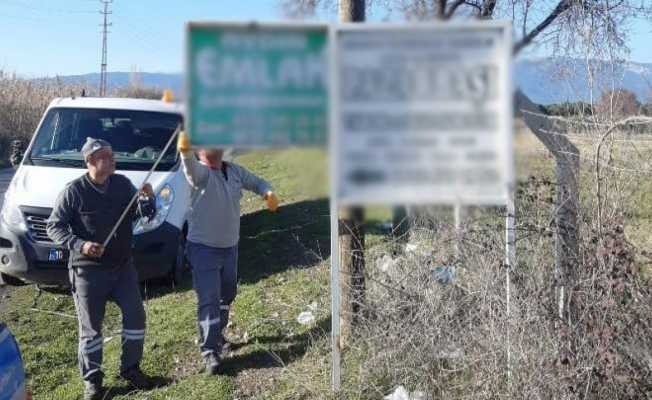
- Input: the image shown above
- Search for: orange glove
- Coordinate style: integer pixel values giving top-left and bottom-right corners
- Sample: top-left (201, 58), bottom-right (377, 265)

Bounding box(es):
top-left (177, 130), bottom-right (192, 154)
top-left (265, 191), bottom-right (279, 212)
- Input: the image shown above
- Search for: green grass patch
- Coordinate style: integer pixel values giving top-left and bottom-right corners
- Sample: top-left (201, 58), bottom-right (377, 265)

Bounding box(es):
top-left (3, 137), bottom-right (652, 399)
top-left (1, 148), bottom-right (333, 399)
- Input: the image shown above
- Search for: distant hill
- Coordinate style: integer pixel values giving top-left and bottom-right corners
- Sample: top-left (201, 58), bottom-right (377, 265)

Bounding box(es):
top-left (513, 57), bottom-right (652, 105)
top-left (52, 72), bottom-right (184, 97)
top-left (53, 57), bottom-right (652, 105)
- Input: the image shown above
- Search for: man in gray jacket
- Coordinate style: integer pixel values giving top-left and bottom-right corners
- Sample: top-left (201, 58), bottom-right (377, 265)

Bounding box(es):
top-left (47, 138), bottom-right (156, 400)
top-left (177, 131), bottom-right (278, 375)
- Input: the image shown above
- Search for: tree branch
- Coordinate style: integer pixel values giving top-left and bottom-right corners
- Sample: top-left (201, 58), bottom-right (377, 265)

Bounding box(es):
top-left (445, 0), bottom-right (467, 18)
top-left (514, 89), bottom-right (578, 158)
top-left (464, 0), bottom-right (483, 15)
top-left (513, 0), bottom-right (572, 55)
top-left (522, 0), bottom-right (531, 39)
top-left (480, 0), bottom-right (497, 18)
top-left (437, 0), bottom-right (448, 19)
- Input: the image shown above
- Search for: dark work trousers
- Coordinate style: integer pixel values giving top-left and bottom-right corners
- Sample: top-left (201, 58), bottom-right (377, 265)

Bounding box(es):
top-left (69, 259), bottom-right (145, 383)
top-left (186, 241), bottom-right (238, 359)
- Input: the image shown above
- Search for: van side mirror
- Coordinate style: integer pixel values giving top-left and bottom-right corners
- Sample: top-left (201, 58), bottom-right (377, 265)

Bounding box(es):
top-left (9, 140), bottom-right (25, 168)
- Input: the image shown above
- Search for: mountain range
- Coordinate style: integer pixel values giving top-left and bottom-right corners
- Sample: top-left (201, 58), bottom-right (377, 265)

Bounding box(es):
top-left (54, 57), bottom-right (652, 105)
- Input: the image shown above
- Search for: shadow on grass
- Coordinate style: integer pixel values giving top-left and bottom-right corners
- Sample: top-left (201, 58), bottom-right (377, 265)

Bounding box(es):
top-left (102, 375), bottom-right (173, 399)
top-left (237, 198), bottom-right (330, 284)
top-left (364, 219), bottom-right (394, 237)
top-left (220, 316), bottom-right (331, 376)
top-left (100, 197), bottom-right (331, 302)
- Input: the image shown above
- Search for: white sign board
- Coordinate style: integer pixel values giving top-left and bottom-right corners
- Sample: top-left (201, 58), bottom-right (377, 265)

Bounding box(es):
top-left (333, 22), bottom-right (513, 206)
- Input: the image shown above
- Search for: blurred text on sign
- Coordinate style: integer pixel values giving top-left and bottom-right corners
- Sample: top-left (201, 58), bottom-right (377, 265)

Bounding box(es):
top-left (333, 22), bottom-right (513, 206)
top-left (186, 22), bottom-right (329, 148)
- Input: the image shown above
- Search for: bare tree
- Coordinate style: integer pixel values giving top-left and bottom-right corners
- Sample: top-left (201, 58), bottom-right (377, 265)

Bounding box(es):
top-left (112, 85), bottom-right (163, 100)
top-left (595, 88), bottom-right (641, 118)
top-left (282, 0), bottom-right (651, 57)
top-left (112, 66), bottom-right (163, 100)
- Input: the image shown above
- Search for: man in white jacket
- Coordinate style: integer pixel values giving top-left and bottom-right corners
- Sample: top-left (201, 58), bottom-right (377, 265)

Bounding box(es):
top-left (177, 131), bottom-right (279, 375)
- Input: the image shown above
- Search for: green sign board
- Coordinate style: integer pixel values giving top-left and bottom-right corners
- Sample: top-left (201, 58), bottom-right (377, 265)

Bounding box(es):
top-left (186, 22), bottom-right (329, 147)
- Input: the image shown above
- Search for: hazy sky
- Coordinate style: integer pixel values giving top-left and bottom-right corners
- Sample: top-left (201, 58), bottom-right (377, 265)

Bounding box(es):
top-left (0, 0), bottom-right (650, 77)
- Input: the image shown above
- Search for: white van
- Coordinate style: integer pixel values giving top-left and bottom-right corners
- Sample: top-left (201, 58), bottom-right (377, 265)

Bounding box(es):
top-left (0, 96), bottom-right (191, 286)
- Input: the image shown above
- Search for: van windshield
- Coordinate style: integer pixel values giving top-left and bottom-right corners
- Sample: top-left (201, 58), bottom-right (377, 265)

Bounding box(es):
top-left (27, 107), bottom-right (182, 171)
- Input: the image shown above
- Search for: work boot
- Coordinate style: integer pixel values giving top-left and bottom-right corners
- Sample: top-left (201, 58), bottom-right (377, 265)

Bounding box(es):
top-left (83, 379), bottom-right (105, 400)
top-left (204, 352), bottom-right (221, 376)
top-left (221, 337), bottom-right (234, 357)
top-left (119, 367), bottom-right (154, 390)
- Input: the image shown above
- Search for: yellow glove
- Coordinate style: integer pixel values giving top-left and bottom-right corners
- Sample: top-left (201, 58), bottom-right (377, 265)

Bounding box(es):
top-left (265, 191), bottom-right (279, 212)
top-left (177, 130), bottom-right (192, 154)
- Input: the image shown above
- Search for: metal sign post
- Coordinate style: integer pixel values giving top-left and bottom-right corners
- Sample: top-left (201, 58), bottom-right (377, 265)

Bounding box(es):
top-left (503, 44), bottom-right (516, 388)
top-left (328, 23), bottom-right (342, 391)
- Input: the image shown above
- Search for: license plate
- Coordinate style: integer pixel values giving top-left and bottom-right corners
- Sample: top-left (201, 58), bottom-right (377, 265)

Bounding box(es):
top-left (48, 248), bottom-right (64, 262)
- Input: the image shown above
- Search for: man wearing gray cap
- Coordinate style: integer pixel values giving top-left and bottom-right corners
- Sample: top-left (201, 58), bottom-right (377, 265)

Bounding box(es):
top-left (47, 137), bottom-right (156, 400)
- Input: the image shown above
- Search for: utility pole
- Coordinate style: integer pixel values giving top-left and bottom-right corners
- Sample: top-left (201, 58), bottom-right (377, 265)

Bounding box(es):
top-left (339, 0), bottom-right (365, 21)
top-left (99, 0), bottom-right (112, 97)
top-left (338, 0), bottom-right (366, 344)
top-left (332, 0), bottom-right (366, 392)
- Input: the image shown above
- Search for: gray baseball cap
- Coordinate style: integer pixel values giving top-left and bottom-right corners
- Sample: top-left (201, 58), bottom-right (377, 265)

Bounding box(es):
top-left (81, 137), bottom-right (112, 161)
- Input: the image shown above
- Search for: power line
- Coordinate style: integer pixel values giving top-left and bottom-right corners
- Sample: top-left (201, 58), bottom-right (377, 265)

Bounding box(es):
top-left (99, 0), bottom-right (112, 97)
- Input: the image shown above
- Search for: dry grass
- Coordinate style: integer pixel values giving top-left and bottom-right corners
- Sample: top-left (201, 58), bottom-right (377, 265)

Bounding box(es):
top-left (0, 72), bottom-right (91, 166)
top-left (330, 119), bottom-right (652, 399)
top-left (0, 72), bottom-right (163, 167)
top-left (267, 122), bottom-right (652, 400)
top-left (332, 215), bottom-right (651, 399)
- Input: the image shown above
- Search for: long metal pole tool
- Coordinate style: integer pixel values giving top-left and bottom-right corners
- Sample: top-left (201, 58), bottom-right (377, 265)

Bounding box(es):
top-left (102, 125), bottom-right (182, 248)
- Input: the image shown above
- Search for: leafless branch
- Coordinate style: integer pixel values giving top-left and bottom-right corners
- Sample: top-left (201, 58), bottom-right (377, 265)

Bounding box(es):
top-left (444, 0), bottom-right (467, 18)
top-left (513, 0), bottom-right (573, 55)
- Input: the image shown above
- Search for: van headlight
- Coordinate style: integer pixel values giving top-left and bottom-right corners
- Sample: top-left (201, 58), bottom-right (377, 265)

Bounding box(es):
top-left (0, 196), bottom-right (27, 233)
top-left (133, 184), bottom-right (174, 235)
